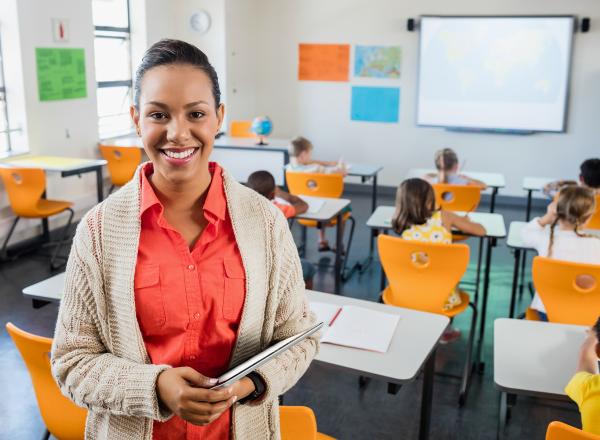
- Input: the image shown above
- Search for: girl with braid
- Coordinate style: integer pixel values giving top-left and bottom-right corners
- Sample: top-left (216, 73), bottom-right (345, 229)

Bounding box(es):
top-left (521, 185), bottom-right (600, 321)
top-left (424, 148), bottom-right (487, 188)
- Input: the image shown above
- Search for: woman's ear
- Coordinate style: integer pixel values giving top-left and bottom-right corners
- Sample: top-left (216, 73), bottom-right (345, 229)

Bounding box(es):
top-left (216, 103), bottom-right (225, 134)
top-left (595, 343), bottom-right (600, 359)
top-left (130, 105), bottom-right (141, 135)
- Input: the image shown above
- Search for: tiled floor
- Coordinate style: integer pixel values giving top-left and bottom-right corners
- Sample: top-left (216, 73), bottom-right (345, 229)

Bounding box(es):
top-left (0, 189), bottom-right (580, 439)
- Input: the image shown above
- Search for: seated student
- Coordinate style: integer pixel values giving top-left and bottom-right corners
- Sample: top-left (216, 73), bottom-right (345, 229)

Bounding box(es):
top-left (287, 136), bottom-right (349, 252)
top-left (521, 185), bottom-right (600, 321)
top-left (565, 317), bottom-right (600, 436)
top-left (424, 148), bottom-right (487, 189)
top-left (247, 170), bottom-right (316, 289)
top-left (391, 178), bottom-right (486, 343)
top-left (543, 158), bottom-right (600, 197)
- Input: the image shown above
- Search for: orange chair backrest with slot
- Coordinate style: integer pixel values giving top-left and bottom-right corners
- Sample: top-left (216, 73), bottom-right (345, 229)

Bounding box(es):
top-left (280, 406), bottom-right (335, 440)
top-left (99, 145), bottom-right (142, 187)
top-left (286, 171), bottom-right (344, 199)
top-left (6, 323), bottom-right (86, 440)
top-left (0, 168), bottom-right (47, 217)
top-left (533, 256), bottom-right (600, 325)
top-left (230, 120), bottom-right (254, 138)
top-left (584, 195), bottom-right (600, 230)
top-left (378, 234), bottom-right (470, 314)
top-left (432, 183), bottom-right (481, 212)
top-left (546, 421), bottom-right (600, 440)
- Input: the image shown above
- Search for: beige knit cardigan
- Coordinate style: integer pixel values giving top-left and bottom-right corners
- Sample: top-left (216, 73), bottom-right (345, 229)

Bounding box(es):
top-left (51, 165), bottom-right (319, 439)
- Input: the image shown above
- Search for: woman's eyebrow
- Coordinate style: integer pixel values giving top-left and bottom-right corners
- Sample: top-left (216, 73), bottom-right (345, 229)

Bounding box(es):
top-left (144, 101), bottom-right (169, 109)
top-left (184, 100), bottom-right (210, 108)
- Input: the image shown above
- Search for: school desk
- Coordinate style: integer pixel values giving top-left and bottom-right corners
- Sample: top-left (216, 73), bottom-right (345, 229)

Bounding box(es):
top-left (522, 177), bottom-right (556, 221)
top-left (494, 318), bottom-right (583, 437)
top-left (407, 168), bottom-right (506, 213)
top-left (22, 271), bottom-right (64, 308)
top-left (308, 289), bottom-right (449, 440)
top-left (366, 205), bottom-right (507, 370)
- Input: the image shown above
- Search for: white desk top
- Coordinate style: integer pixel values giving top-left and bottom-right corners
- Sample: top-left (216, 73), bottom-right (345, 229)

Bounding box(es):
top-left (366, 205), bottom-right (506, 238)
top-left (507, 221), bottom-right (532, 250)
top-left (215, 136), bottom-right (291, 151)
top-left (100, 136), bottom-right (143, 148)
top-left (296, 196), bottom-right (351, 222)
top-left (522, 176), bottom-right (557, 192)
top-left (0, 155), bottom-right (107, 172)
top-left (22, 272), bottom-right (65, 302)
top-left (407, 168), bottom-right (506, 188)
top-left (347, 163), bottom-right (383, 177)
top-left (308, 290), bottom-right (448, 382)
top-left (494, 318), bottom-right (584, 397)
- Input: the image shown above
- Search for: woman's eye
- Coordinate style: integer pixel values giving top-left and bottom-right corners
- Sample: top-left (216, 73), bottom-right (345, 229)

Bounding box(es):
top-left (149, 112), bottom-right (167, 120)
top-left (190, 111), bottom-right (204, 119)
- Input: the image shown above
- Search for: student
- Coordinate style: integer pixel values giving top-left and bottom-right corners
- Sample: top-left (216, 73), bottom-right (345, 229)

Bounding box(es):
top-left (391, 178), bottom-right (486, 343)
top-left (425, 148), bottom-right (486, 189)
top-left (565, 317), bottom-right (600, 436)
top-left (543, 158), bottom-right (600, 197)
top-left (287, 136), bottom-right (349, 252)
top-left (51, 39), bottom-right (318, 439)
top-left (521, 185), bottom-right (600, 321)
top-left (247, 170), bottom-right (317, 289)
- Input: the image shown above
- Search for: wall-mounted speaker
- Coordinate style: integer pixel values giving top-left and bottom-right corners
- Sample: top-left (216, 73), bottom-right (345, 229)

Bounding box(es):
top-left (407, 18), bottom-right (416, 32)
top-left (581, 17), bottom-right (590, 33)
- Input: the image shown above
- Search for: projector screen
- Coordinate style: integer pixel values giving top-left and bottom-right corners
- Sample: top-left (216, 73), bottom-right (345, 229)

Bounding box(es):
top-left (416, 16), bottom-right (575, 132)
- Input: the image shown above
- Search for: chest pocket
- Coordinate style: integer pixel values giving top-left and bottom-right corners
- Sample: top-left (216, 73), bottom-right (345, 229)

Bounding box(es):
top-left (134, 264), bottom-right (166, 334)
top-left (223, 257), bottom-right (246, 321)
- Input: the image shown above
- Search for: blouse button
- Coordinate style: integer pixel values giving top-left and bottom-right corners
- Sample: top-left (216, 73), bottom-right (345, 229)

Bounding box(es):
top-left (194, 313), bottom-right (201, 320)
top-left (188, 264), bottom-right (195, 271)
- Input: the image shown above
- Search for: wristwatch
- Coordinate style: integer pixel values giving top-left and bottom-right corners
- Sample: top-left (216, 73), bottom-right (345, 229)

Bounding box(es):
top-left (239, 372), bottom-right (266, 404)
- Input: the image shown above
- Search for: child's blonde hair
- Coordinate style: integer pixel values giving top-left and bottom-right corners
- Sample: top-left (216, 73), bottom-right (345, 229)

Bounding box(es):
top-left (290, 136), bottom-right (313, 158)
top-left (434, 148), bottom-right (459, 183)
top-left (548, 185), bottom-right (598, 257)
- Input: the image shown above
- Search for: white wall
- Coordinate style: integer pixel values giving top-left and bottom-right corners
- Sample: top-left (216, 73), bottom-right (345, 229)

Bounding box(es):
top-left (225, 0), bottom-right (600, 196)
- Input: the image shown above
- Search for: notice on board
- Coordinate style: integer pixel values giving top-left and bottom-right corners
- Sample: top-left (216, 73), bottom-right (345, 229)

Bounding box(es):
top-left (351, 86), bottom-right (400, 123)
top-left (298, 44), bottom-right (350, 82)
top-left (36, 48), bottom-right (87, 101)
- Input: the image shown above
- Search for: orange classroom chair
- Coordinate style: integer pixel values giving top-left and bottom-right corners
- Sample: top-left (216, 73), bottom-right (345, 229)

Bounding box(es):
top-left (99, 144), bottom-right (142, 194)
top-left (0, 168), bottom-right (74, 269)
top-left (526, 256), bottom-right (600, 325)
top-left (378, 235), bottom-right (478, 406)
top-left (6, 323), bottom-right (87, 440)
top-left (280, 406), bottom-right (335, 440)
top-left (546, 421), bottom-right (600, 440)
top-left (285, 171), bottom-right (355, 276)
top-left (432, 183), bottom-right (482, 212)
top-left (229, 120), bottom-right (254, 138)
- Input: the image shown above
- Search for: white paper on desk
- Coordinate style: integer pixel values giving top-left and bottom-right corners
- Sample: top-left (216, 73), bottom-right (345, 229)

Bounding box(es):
top-left (310, 302), bottom-right (341, 326)
top-left (321, 305), bottom-right (399, 353)
top-left (299, 196), bottom-right (325, 214)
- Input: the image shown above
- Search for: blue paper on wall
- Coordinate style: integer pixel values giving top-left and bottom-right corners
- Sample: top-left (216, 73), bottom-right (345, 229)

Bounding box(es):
top-left (351, 86), bottom-right (400, 123)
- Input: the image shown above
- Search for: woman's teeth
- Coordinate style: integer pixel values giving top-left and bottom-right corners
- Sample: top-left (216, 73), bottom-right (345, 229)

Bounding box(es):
top-left (163, 148), bottom-right (196, 159)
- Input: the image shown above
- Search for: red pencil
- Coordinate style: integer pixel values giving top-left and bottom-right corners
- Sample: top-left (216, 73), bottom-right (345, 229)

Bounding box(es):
top-left (329, 307), bottom-right (342, 326)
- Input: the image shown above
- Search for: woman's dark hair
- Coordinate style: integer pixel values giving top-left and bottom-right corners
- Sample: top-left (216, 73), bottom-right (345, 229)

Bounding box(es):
top-left (594, 317), bottom-right (600, 341)
top-left (133, 39), bottom-right (221, 109)
top-left (392, 178), bottom-right (436, 235)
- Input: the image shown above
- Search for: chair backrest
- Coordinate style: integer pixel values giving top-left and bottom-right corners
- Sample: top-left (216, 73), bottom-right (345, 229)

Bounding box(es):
top-left (378, 234), bottom-right (470, 314)
top-left (99, 145), bottom-right (142, 187)
top-left (280, 406), bottom-right (318, 440)
top-left (584, 195), bottom-right (600, 230)
top-left (432, 183), bottom-right (481, 212)
top-left (285, 171), bottom-right (344, 198)
top-left (0, 168), bottom-right (46, 216)
top-left (229, 120), bottom-right (254, 138)
top-left (533, 256), bottom-right (600, 325)
top-left (6, 323), bottom-right (86, 440)
top-left (546, 421), bottom-right (600, 440)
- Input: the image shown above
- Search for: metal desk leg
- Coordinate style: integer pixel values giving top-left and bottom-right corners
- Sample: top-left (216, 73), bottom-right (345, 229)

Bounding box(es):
top-left (379, 229), bottom-right (387, 292)
top-left (477, 237), bottom-right (495, 372)
top-left (334, 212), bottom-right (343, 294)
top-left (474, 237), bottom-right (484, 304)
top-left (525, 190), bottom-right (533, 221)
top-left (519, 250), bottom-right (527, 297)
top-left (497, 391), bottom-right (507, 440)
top-left (490, 187), bottom-right (498, 213)
top-left (509, 248), bottom-right (521, 318)
top-left (368, 174), bottom-right (379, 256)
top-left (419, 349), bottom-right (436, 440)
top-left (96, 167), bottom-right (104, 202)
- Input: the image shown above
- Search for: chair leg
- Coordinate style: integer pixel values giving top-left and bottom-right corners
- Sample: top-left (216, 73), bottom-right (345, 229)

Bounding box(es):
top-left (341, 216), bottom-right (356, 278)
top-left (459, 301), bottom-right (478, 407)
top-left (42, 429), bottom-right (50, 440)
top-left (108, 184), bottom-right (115, 194)
top-left (50, 208), bottom-right (74, 270)
top-left (1, 216), bottom-right (20, 260)
top-left (300, 226), bottom-right (307, 258)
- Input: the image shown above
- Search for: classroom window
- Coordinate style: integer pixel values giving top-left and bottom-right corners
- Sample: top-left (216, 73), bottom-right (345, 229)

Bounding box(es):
top-left (93, 0), bottom-right (133, 139)
top-left (0, 35), bottom-right (11, 154)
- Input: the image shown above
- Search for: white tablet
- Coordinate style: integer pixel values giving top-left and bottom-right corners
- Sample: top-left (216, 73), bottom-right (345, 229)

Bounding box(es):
top-left (212, 322), bottom-right (323, 389)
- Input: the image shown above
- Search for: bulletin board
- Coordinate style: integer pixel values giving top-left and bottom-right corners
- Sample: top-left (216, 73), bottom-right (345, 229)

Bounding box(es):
top-left (36, 48), bottom-right (87, 101)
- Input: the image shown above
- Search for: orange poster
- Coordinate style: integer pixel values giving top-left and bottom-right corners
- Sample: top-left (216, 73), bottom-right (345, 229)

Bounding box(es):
top-left (298, 43), bottom-right (350, 82)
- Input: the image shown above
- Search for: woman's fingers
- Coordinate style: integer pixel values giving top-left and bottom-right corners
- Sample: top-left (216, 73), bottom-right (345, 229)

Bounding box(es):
top-left (185, 384), bottom-right (235, 403)
top-left (179, 367), bottom-right (218, 388)
top-left (180, 395), bottom-right (237, 425)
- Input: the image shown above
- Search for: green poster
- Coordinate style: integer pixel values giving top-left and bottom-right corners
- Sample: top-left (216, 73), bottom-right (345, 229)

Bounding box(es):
top-left (36, 48), bottom-right (87, 101)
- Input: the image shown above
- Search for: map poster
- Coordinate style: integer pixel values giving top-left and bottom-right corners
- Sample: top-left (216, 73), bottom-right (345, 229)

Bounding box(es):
top-left (298, 44), bottom-right (350, 82)
top-left (354, 45), bottom-right (402, 79)
top-left (351, 86), bottom-right (400, 123)
top-left (36, 48), bottom-right (87, 101)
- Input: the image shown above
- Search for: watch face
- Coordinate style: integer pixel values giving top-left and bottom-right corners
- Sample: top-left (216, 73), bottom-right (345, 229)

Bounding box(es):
top-left (190, 10), bottom-right (211, 34)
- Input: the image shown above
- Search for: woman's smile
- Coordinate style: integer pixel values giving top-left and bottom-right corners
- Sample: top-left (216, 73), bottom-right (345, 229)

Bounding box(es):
top-left (159, 146), bottom-right (201, 166)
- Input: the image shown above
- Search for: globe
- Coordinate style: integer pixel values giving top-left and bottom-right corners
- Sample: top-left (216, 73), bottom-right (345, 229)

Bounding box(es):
top-left (251, 116), bottom-right (273, 145)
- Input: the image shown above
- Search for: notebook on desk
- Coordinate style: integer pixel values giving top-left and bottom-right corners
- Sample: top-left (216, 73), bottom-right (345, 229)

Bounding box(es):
top-left (274, 196), bottom-right (325, 214)
top-left (310, 302), bottom-right (399, 353)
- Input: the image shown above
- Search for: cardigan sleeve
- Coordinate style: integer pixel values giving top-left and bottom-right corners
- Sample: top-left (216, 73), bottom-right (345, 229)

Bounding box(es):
top-left (253, 212), bottom-right (320, 401)
top-left (50, 222), bottom-right (172, 421)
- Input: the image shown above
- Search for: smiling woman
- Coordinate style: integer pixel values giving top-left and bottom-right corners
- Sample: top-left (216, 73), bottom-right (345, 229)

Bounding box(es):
top-left (50, 39), bottom-right (318, 440)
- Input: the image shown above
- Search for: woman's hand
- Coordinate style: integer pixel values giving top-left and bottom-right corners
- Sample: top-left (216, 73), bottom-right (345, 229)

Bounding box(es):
top-left (156, 367), bottom-right (237, 426)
